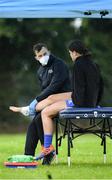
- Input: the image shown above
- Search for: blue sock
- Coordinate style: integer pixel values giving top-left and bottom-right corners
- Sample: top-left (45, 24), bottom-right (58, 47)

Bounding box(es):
top-left (44, 134), bottom-right (52, 148)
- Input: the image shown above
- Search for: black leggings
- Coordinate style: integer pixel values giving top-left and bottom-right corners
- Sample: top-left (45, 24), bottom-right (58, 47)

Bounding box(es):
top-left (24, 113), bottom-right (44, 156)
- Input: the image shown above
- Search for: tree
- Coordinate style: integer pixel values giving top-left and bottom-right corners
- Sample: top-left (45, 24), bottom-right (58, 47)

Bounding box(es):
top-left (0, 18), bottom-right (112, 128)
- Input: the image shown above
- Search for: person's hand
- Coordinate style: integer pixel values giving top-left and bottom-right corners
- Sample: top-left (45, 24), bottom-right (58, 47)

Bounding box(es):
top-left (29, 99), bottom-right (38, 115)
top-left (9, 106), bottom-right (30, 116)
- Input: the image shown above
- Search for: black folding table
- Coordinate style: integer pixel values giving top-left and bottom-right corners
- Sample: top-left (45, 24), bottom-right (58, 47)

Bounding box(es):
top-left (55, 107), bottom-right (112, 166)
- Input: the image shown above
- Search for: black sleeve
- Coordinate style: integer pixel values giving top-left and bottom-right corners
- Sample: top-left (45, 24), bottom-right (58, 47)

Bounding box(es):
top-left (96, 73), bottom-right (104, 105)
top-left (36, 61), bottom-right (69, 102)
top-left (72, 61), bottom-right (85, 106)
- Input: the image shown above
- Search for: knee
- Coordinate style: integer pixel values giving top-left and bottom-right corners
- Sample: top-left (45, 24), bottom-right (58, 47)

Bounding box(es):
top-left (41, 108), bottom-right (49, 117)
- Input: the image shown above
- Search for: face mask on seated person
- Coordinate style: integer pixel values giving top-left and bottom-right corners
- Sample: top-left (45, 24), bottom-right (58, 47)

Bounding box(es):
top-left (39, 55), bottom-right (49, 66)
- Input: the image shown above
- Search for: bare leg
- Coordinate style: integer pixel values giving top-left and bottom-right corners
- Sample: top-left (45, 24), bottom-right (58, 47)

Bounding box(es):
top-left (41, 100), bottom-right (67, 134)
top-left (36, 92), bottom-right (71, 112)
top-left (36, 100), bottom-right (67, 159)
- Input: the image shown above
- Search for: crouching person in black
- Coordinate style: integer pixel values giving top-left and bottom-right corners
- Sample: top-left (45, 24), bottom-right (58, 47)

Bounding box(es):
top-left (9, 43), bottom-right (71, 165)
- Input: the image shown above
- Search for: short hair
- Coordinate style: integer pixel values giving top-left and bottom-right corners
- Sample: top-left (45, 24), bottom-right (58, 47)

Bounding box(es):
top-left (33, 43), bottom-right (48, 52)
top-left (68, 39), bottom-right (91, 57)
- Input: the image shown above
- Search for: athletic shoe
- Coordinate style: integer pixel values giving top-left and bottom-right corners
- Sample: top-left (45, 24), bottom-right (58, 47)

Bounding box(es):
top-left (35, 145), bottom-right (55, 161)
top-left (42, 151), bottom-right (56, 165)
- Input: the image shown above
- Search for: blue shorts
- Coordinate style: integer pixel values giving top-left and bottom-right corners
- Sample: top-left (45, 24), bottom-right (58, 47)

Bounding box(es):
top-left (66, 99), bottom-right (75, 107)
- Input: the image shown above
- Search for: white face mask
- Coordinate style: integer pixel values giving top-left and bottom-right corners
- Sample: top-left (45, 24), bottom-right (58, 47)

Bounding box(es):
top-left (39, 55), bottom-right (49, 66)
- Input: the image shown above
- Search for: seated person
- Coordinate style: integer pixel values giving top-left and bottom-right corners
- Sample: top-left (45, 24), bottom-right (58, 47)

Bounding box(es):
top-left (35, 39), bottom-right (104, 160)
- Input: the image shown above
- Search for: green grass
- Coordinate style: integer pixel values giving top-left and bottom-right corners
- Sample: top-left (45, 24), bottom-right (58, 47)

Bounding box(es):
top-left (0, 134), bottom-right (112, 179)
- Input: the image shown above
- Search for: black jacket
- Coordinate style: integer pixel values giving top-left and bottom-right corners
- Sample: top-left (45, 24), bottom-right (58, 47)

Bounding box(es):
top-left (36, 54), bottom-right (71, 102)
top-left (71, 55), bottom-right (103, 107)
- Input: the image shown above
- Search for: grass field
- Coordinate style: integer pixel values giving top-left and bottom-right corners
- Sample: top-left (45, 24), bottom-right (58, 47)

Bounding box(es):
top-left (0, 134), bottom-right (112, 179)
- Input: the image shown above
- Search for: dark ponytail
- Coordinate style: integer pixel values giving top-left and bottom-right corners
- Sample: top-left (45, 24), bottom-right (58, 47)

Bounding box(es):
top-left (83, 48), bottom-right (91, 57)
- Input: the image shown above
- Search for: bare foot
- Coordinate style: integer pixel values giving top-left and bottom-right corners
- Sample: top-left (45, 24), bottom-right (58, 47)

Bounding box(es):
top-left (9, 106), bottom-right (30, 116)
top-left (9, 106), bottom-right (21, 112)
